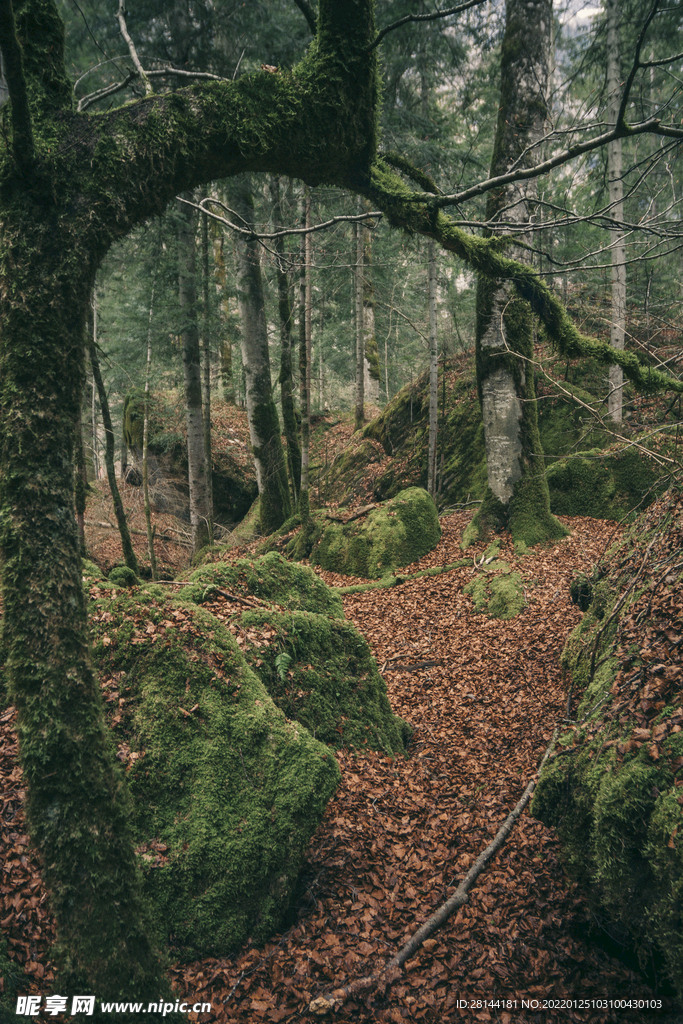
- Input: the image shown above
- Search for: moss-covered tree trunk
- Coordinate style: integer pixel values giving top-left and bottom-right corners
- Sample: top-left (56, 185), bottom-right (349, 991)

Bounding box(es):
top-left (606, 0), bottom-right (625, 423)
top-left (354, 202), bottom-right (365, 431)
top-left (471, 0), bottom-right (566, 548)
top-left (231, 177), bottom-right (292, 533)
top-left (177, 192), bottom-right (212, 556)
top-left (0, 0), bottom-right (377, 1004)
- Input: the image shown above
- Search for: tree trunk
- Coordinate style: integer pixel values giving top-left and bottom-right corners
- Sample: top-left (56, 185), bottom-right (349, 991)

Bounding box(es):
top-left (200, 209), bottom-right (214, 543)
top-left (231, 177), bottom-right (292, 533)
top-left (607, 0), bottom-right (625, 424)
top-left (362, 205), bottom-right (380, 406)
top-left (299, 188), bottom-right (312, 517)
top-left (427, 238), bottom-right (438, 500)
top-left (271, 176), bottom-right (301, 503)
top-left (472, 0), bottom-right (566, 548)
top-left (143, 278), bottom-right (158, 581)
top-left (177, 192), bottom-right (211, 557)
top-left (89, 298), bottom-right (139, 574)
top-left (354, 202), bottom-right (365, 432)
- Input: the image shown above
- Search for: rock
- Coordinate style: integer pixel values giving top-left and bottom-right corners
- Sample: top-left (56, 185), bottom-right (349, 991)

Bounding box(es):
top-left (89, 576), bottom-right (340, 959)
top-left (310, 487), bottom-right (441, 579)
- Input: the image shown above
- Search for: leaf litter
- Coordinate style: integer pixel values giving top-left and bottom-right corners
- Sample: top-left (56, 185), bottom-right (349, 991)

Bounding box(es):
top-left (1, 512), bottom-right (678, 1022)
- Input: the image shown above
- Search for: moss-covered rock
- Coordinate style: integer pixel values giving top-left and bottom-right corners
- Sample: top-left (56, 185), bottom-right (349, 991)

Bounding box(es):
top-left (531, 489), bottom-right (683, 1002)
top-left (88, 583), bottom-right (340, 959)
top-left (546, 446), bottom-right (660, 521)
top-left (237, 609), bottom-right (410, 753)
top-left (181, 551), bottom-right (344, 617)
top-left (180, 556), bottom-right (409, 754)
top-left (310, 487), bottom-right (441, 579)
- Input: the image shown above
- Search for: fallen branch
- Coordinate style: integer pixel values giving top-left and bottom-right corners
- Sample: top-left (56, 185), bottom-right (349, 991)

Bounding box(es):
top-left (324, 503), bottom-right (378, 524)
top-left (87, 519), bottom-right (187, 545)
top-left (307, 729), bottom-right (559, 1017)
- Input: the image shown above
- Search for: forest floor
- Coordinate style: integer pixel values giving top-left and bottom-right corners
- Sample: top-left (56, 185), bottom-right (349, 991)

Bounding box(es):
top-left (2, 510), bottom-right (680, 1022)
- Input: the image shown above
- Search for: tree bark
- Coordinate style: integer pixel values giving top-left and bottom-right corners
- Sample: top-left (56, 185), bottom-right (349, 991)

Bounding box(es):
top-left (271, 175), bottom-right (301, 503)
top-left (354, 200), bottom-right (365, 431)
top-left (200, 209), bottom-right (214, 543)
top-left (231, 177), bottom-right (292, 533)
top-left (427, 238), bottom-right (438, 500)
top-left (89, 298), bottom-right (139, 574)
top-left (471, 0), bottom-right (566, 548)
top-left (177, 192), bottom-right (212, 557)
top-left (362, 204), bottom-right (380, 406)
top-left (607, 0), bottom-right (625, 424)
top-left (299, 187), bottom-right (312, 517)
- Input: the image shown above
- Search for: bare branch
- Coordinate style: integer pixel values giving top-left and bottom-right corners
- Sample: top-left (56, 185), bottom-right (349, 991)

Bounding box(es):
top-left (77, 66), bottom-right (227, 111)
top-left (115, 0), bottom-right (151, 96)
top-left (369, 0), bottom-right (489, 53)
top-left (0, 0), bottom-right (34, 170)
top-left (177, 194), bottom-right (382, 240)
top-left (615, 0), bottom-right (661, 129)
top-left (432, 117), bottom-right (683, 209)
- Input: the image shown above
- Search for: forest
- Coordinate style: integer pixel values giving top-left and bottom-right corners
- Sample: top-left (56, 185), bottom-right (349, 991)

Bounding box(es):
top-left (0, 0), bottom-right (683, 1020)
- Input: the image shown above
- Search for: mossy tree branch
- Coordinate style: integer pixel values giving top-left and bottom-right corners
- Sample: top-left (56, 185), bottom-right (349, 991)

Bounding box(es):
top-left (364, 160), bottom-right (683, 397)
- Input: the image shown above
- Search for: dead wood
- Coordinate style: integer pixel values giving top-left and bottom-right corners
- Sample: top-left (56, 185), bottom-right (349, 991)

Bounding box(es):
top-left (324, 503), bottom-right (377, 524)
top-left (307, 729), bottom-right (558, 1017)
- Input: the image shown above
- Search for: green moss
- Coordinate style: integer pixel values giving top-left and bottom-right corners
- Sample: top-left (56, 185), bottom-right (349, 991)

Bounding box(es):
top-left (237, 609), bottom-right (410, 753)
top-left (181, 551), bottom-right (343, 617)
top-left (108, 565), bottom-right (139, 588)
top-left (463, 569), bottom-right (525, 620)
top-left (546, 447), bottom-right (661, 521)
top-left (532, 497), bottom-right (683, 1001)
top-left (90, 588), bottom-right (340, 959)
top-left (310, 487), bottom-right (441, 579)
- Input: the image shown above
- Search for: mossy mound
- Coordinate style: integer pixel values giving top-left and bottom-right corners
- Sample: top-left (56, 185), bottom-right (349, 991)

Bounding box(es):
top-left (310, 487), bottom-right (441, 579)
top-left (237, 609), bottom-right (410, 753)
top-left (88, 581), bottom-right (340, 959)
top-left (546, 446), bottom-right (660, 520)
top-left (531, 488), bottom-right (683, 1002)
top-left (181, 551), bottom-right (344, 618)
top-left (463, 566), bottom-right (525, 620)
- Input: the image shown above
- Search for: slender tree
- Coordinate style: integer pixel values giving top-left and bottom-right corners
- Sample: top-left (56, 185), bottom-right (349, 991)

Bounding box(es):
top-left (271, 175), bottom-right (302, 502)
top-left (427, 238), bottom-right (438, 499)
top-left (606, 0), bottom-right (626, 423)
top-left (89, 298), bottom-right (139, 573)
top-left (1, 0), bottom-right (682, 1007)
top-left (231, 176), bottom-right (292, 533)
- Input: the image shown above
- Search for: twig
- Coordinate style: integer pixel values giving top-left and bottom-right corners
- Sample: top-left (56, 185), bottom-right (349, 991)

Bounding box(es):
top-left (115, 0), bottom-right (151, 95)
top-left (308, 730), bottom-right (558, 1016)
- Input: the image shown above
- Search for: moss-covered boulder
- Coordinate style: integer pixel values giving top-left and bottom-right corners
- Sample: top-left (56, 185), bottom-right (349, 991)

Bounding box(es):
top-left (181, 555), bottom-right (409, 753)
top-left (237, 609), bottom-right (410, 753)
top-left (310, 487), bottom-right (441, 579)
top-left (88, 578), bottom-right (340, 959)
top-left (463, 569), bottom-right (525, 620)
top-left (531, 489), bottom-right (683, 1002)
top-left (546, 446), bottom-right (660, 520)
top-left (182, 550), bottom-right (344, 617)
